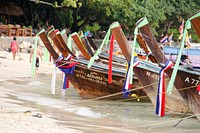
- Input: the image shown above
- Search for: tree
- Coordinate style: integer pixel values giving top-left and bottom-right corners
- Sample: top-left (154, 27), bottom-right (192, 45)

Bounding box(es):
top-left (3, 0), bottom-right (199, 41)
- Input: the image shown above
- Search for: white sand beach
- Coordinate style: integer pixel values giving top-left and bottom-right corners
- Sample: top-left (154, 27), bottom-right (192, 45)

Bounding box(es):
top-left (0, 50), bottom-right (83, 133)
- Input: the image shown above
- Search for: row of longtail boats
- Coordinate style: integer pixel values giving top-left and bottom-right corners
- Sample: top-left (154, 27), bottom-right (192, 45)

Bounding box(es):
top-left (36, 11), bottom-right (200, 121)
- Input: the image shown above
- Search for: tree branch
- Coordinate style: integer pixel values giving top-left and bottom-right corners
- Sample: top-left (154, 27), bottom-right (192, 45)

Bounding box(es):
top-left (29, 0), bottom-right (64, 8)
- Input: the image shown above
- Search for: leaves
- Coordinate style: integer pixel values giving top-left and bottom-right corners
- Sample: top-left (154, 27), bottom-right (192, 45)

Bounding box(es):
top-left (27, 0), bottom-right (199, 41)
top-left (61, 0), bottom-right (80, 8)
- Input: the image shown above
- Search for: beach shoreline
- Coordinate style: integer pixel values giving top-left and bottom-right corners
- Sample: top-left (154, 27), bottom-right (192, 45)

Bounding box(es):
top-left (0, 50), bottom-right (83, 133)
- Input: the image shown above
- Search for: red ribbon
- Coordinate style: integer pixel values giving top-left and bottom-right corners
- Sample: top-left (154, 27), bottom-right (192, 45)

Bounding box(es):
top-left (196, 84), bottom-right (200, 94)
top-left (108, 34), bottom-right (114, 84)
top-left (66, 77), bottom-right (70, 88)
top-left (156, 60), bottom-right (173, 117)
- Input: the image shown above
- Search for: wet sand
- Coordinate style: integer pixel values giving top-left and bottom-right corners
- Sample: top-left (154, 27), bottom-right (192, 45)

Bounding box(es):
top-left (0, 51), bottom-right (83, 133)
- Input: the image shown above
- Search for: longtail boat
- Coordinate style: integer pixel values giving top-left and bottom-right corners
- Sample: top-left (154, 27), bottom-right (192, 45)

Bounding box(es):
top-left (71, 32), bottom-right (130, 66)
top-left (39, 29), bottom-right (146, 100)
top-left (136, 11), bottom-right (200, 120)
top-left (110, 22), bottom-right (188, 113)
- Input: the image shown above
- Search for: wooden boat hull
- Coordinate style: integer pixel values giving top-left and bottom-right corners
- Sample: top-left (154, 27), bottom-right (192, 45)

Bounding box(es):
top-left (167, 68), bottom-right (200, 120)
top-left (134, 62), bottom-right (189, 113)
top-left (67, 63), bottom-right (146, 100)
top-left (136, 16), bottom-right (200, 120)
top-left (39, 29), bottom-right (148, 101)
top-left (110, 24), bottom-right (189, 112)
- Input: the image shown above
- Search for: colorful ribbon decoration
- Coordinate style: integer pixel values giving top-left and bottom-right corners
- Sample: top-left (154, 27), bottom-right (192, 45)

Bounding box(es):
top-left (167, 12), bottom-right (200, 94)
top-left (55, 55), bottom-right (78, 89)
top-left (87, 29), bottom-right (111, 68)
top-left (122, 60), bottom-right (140, 98)
top-left (122, 62), bottom-right (132, 98)
top-left (51, 64), bottom-right (56, 95)
top-left (108, 34), bottom-right (114, 84)
top-left (196, 84), bottom-right (200, 95)
top-left (62, 73), bottom-right (69, 89)
top-left (156, 60), bottom-right (174, 117)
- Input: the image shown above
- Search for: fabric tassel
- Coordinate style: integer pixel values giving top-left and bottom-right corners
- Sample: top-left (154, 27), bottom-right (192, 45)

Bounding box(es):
top-left (196, 84), bottom-right (200, 95)
top-left (122, 62), bottom-right (131, 98)
top-left (66, 77), bottom-right (70, 88)
top-left (122, 59), bottom-right (140, 98)
top-left (51, 65), bottom-right (57, 95)
top-left (55, 55), bottom-right (75, 90)
top-left (156, 60), bottom-right (173, 117)
top-left (62, 74), bottom-right (69, 89)
top-left (108, 34), bottom-right (114, 84)
top-left (87, 29), bottom-right (111, 68)
top-left (55, 55), bottom-right (76, 90)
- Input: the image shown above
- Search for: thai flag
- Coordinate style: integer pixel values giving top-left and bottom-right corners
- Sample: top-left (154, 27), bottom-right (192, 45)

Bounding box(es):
top-left (156, 60), bottom-right (174, 117)
top-left (168, 33), bottom-right (173, 43)
top-left (160, 35), bottom-right (168, 44)
top-left (179, 20), bottom-right (184, 34)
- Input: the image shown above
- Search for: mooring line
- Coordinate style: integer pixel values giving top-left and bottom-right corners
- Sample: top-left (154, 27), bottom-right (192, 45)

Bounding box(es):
top-left (172, 107), bottom-right (191, 127)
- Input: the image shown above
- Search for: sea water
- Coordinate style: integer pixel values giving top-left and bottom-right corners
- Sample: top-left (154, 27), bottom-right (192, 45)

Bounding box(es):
top-left (3, 73), bottom-right (200, 133)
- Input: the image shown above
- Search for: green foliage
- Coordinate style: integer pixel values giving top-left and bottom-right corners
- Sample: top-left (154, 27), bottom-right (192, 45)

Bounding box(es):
top-left (168, 29), bottom-right (179, 41)
top-left (83, 23), bottom-right (101, 33)
top-left (188, 29), bottom-right (199, 43)
top-left (61, 0), bottom-right (80, 8)
top-left (54, 2), bottom-right (58, 8)
top-left (12, 0), bottom-right (199, 41)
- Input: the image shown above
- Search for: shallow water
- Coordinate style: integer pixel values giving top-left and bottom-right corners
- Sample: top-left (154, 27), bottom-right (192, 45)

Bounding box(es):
top-left (2, 74), bottom-right (200, 133)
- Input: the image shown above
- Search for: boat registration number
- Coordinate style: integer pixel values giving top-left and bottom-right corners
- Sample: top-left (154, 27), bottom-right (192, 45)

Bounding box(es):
top-left (184, 77), bottom-right (200, 86)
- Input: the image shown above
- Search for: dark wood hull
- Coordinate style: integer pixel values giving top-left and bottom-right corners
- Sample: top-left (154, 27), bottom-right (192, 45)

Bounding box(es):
top-left (134, 62), bottom-right (189, 113)
top-left (39, 29), bottom-right (147, 100)
top-left (67, 62), bottom-right (146, 100)
top-left (110, 24), bottom-right (188, 112)
top-left (136, 17), bottom-right (200, 120)
top-left (167, 68), bottom-right (200, 120)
